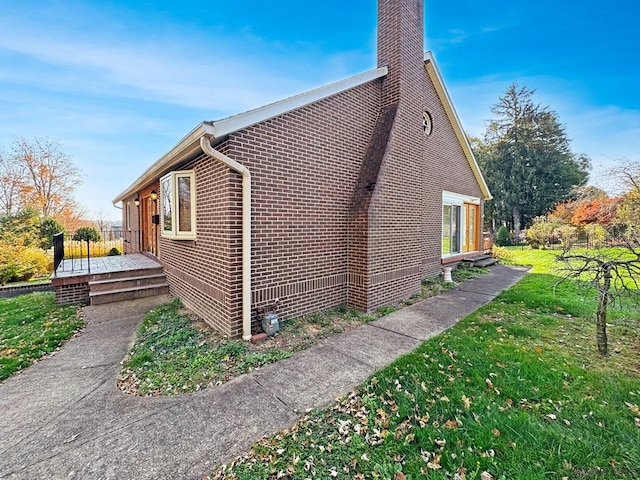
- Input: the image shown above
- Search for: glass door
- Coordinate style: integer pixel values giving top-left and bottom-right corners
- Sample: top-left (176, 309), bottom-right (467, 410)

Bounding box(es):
top-left (463, 203), bottom-right (479, 253)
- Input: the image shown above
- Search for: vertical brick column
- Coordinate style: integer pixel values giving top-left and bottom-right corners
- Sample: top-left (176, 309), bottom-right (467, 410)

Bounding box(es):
top-left (378, 0), bottom-right (425, 108)
top-left (348, 0), bottom-right (428, 311)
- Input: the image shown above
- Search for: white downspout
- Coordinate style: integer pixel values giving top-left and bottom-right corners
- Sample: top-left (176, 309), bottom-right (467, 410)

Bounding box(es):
top-left (199, 136), bottom-right (253, 341)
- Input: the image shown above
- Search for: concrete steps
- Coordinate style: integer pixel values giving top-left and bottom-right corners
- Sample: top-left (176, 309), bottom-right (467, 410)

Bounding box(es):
top-left (462, 254), bottom-right (499, 268)
top-left (88, 267), bottom-right (169, 305)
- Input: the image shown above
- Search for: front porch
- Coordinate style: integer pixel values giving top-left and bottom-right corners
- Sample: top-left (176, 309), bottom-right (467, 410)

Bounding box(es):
top-left (52, 254), bottom-right (169, 305)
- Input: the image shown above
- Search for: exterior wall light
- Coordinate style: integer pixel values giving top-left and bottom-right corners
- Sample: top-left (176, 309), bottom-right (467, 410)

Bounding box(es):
top-left (150, 190), bottom-right (158, 202)
top-left (134, 197), bottom-right (140, 207)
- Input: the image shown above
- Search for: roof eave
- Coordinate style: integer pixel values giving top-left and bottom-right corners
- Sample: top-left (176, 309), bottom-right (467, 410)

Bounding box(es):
top-left (112, 67), bottom-right (389, 206)
top-left (423, 51), bottom-right (492, 201)
top-left (206, 66), bottom-right (389, 139)
top-left (112, 122), bottom-right (215, 205)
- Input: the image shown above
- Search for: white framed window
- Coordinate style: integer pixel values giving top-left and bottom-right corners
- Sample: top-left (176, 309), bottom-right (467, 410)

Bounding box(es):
top-left (442, 191), bottom-right (480, 257)
top-left (442, 202), bottom-right (461, 255)
top-left (160, 170), bottom-right (196, 240)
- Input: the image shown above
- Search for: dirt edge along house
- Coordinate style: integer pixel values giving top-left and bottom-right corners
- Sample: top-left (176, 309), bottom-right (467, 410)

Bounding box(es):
top-left (112, 0), bottom-right (492, 339)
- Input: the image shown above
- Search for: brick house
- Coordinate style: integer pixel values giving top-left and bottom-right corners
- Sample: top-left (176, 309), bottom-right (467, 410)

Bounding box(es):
top-left (113, 0), bottom-right (491, 339)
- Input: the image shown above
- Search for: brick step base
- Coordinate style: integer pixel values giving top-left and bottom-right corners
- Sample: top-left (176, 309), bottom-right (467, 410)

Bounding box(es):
top-left (89, 283), bottom-right (170, 305)
top-left (89, 273), bottom-right (168, 292)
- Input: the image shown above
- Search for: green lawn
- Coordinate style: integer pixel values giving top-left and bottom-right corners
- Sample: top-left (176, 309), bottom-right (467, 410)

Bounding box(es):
top-left (209, 249), bottom-right (640, 480)
top-left (0, 292), bottom-right (83, 381)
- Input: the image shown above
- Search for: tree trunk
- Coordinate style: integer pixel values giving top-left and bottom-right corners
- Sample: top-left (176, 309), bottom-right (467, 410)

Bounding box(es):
top-left (513, 206), bottom-right (521, 242)
top-left (596, 267), bottom-right (612, 355)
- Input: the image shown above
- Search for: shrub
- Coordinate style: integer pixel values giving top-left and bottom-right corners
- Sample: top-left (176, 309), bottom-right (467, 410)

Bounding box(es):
top-left (107, 247), bottom-right (122, 256)
top-left (0, 242), bottom-right (49, 284)
top-left (72, 227), bottom-right (101, 243)
top-left (492, 245), bottom-right (515, 263)
top-left (64, 239), bottom-right (124, 259)
top-left (0, 243), bottom-right (23, 285)
top-left (18, 247), bottom-right (49, 280)
top-left (526, 216), bottom-right (559, 249)
top-left (0, 208), bottom-right (41, 247)
top-left (554, 224), bottom-right (577, 249)
top-left (39, 217), bottom-right (65, 249)
top-left (495, 226), bottom-right (511, 246)
top-left (584, 223), bottom-right (607, 248)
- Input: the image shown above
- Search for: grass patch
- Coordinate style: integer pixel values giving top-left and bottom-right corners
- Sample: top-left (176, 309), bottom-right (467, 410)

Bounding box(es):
top-left (118, 298), bottom-right (291, 396)
top-left (209, 250), bottom-right (640, 479)
top-left (0, 292), bottom-right (83, 381)
top-left (453, 265), bottom-right (490, 281)
top-left (118, 302), bottom-right (383, 396)
top-left (1, 277), bottom-right (51, 287)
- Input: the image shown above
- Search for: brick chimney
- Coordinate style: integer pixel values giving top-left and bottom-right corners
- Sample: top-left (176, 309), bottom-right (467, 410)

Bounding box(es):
top-left (377, 0), bottom-right (425, 108)
top-left (348, 0), bottom-right (427, 312)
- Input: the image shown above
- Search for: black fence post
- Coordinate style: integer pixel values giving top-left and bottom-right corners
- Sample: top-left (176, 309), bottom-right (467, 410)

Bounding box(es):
top-left (86, 239), bottom-right (91, 273)
top-left (53, 232), bottom-right (64, 274)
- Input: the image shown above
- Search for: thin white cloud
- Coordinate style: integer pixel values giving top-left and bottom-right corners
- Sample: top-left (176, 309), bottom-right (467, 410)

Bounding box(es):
top-left (428, 24), bottom-right (503, 49)
top-left (0, 5), bottom-right (355, 117)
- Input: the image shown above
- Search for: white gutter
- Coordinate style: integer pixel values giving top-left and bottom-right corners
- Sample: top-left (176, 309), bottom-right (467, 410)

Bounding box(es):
top-left (199, 136), bottom-right (253, 341)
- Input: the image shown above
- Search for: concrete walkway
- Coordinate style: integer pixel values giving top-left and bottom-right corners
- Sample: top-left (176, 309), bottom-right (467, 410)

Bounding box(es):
top-left (0, 265), bottom-right (527, 480)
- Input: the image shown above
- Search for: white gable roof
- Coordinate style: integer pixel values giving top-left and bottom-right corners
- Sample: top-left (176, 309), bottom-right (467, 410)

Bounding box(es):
top-left (113, 54), bottom-right (492, 204)
top-left (206, 67), bottom-right (388, 139)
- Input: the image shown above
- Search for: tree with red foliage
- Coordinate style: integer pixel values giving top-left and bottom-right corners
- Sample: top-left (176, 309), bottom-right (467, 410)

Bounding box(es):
top-left (571, 197), bottom-right (620, 226)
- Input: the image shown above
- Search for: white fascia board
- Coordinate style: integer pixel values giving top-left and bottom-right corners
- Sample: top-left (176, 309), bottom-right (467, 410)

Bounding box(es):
top-left (207, 67), bottom-right (388, 139)
top-left (424, 51), bottom-right (492, 201)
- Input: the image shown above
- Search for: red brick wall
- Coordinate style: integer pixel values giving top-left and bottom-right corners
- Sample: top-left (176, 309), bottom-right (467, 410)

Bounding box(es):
top-left (52, 277), bottom-right (90, 305)
top-left (420, 71), bottom-right (484, 278)
top-left (152, 80), bottom-right (382, 335)
top-left (158, 142), bottom-right (244, 337)
top-left (229, 80), bottom-right (383, 325)
top-left (357, 0), bottom-right (428, 310)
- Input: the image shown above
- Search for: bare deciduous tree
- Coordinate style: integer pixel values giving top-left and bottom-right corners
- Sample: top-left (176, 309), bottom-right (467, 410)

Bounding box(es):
top-left (9, 137), bottom-right (82, 217)
top-left (0, 150), bottom-right (25, 215)
top-left (558, 236), bottom-right (640, 354)
top-left (608, 159), bottom-right (640, 194)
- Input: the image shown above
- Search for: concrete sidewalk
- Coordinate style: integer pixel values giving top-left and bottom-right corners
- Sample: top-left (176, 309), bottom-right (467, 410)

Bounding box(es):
top-left (0, 265), bottom-right (527, 480)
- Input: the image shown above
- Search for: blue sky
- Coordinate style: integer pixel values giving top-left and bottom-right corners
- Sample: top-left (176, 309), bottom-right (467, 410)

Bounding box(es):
top-left (0, 0), bottom-right (638, 220)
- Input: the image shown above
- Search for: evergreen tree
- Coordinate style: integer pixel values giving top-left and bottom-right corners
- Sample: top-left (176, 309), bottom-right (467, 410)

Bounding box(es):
top-left (476, 84), bottom-right (590, 237)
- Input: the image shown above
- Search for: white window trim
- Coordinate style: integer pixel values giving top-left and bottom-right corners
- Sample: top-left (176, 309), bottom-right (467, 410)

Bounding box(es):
top-left (442, 190), bottom-right (480, 206)
top-left (125, 202), bottom-right (132, 231)
top-left (160, 170), bottom-right (196, 240)
top-left (442, 191), bottom-right (480, 258)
